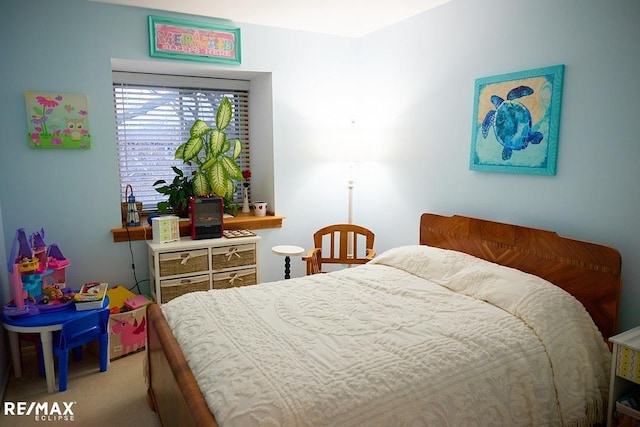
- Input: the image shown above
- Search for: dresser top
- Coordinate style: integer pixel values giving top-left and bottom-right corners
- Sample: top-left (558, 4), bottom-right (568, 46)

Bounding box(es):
top-left (609, 325), bottom-right (640, 350)
top-left (147, 235), bottom-right (260, 251)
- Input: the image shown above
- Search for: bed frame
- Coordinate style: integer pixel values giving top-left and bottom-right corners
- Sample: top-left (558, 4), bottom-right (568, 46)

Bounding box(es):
top-left (145, 213), bottom-right (622, 427)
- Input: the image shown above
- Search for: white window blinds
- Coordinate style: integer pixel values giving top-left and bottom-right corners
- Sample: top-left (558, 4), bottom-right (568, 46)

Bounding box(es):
top-left (113, 72), bottom-right (250, 210)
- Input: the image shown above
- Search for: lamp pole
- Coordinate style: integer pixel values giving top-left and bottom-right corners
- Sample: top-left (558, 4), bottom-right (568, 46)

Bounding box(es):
top-left (347, 162), bottom-right (355, 260)
top-left (347, 178), bottom-right (354, 224)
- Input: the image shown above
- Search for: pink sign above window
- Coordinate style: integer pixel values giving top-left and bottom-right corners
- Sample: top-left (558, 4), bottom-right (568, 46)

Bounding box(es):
top-left (149, 16), bottom-right (241, 65)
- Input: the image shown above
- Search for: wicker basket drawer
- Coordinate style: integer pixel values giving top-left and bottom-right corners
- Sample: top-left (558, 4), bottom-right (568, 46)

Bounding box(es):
top-left (160, 274), bottom-right (210, 303)
top-left (159, 249), bottom-right (208, 277)
top-left (211, 244), bottom-right (256, 270)
top-left (213, 268), bottom-right (257, 289)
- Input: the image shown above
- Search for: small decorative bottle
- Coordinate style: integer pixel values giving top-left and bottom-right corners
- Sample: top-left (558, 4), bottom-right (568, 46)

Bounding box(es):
top-left (242, 184), bottom-right (250, 213)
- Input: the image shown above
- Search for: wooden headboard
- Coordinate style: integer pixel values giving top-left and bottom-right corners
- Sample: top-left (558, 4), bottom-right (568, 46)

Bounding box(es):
top-left (419, 213), bottom-right (622, 340)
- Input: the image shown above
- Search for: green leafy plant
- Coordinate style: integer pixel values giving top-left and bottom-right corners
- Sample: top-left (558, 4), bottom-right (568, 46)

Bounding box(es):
top-left (223, 192), bottom-right (239, 216)
top-left (152, 166), bottom-right (194, 216)
top-left (176, 97), bottom-right (243, 198)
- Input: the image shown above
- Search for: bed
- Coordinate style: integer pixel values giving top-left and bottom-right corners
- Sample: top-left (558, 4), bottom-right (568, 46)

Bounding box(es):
top-left (145, 213), bottom-right (622, 427)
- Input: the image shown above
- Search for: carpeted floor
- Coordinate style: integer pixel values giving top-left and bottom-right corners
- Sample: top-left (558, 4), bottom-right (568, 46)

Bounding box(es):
top-left (2, 345), bottom-right (161, 426)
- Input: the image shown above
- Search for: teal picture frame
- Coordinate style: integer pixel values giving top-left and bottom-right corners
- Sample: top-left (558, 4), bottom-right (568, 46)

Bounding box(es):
top-left (469, 65), bottom-right (564, 175)
top-left (149, 16), bottom-right (241, 65)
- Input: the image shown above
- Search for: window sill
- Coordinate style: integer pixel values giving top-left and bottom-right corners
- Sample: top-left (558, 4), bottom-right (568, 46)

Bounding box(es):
top-left (111, 212), bottom-right (284, 243)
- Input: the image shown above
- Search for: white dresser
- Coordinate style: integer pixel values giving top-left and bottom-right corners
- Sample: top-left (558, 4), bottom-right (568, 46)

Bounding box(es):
top-left (147, 235), bottom-right (260, 304)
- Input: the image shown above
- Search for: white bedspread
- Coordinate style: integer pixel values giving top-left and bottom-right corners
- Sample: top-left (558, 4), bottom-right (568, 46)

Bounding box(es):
top-left (161, 245), bottom-right (611, 427)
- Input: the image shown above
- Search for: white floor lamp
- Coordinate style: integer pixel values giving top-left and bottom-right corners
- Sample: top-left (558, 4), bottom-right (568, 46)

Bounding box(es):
top-left (344, 120), bottom-right (365, 259)
top-left (347, 161), bottom-right (356, 260)
top-left (347, 161), bottom-right (355, 225)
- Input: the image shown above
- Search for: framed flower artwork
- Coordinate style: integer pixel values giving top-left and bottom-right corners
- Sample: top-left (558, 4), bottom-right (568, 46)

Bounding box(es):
top-left (25, 91), bottom-right (91, 149)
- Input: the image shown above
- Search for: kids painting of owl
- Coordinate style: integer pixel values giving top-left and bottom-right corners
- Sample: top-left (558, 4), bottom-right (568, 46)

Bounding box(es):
top-left (65, 118), bottom-right (87, 141)
top-left (25, 91), bottom-right (91, 149)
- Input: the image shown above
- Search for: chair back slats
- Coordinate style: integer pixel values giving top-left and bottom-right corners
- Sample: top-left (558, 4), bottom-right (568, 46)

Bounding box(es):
top-left (58, 309), bottom-right (109, 348)
top-left (305, 224), bottom-right (376, 274)
top-left (53, 306), bottom-right (110, 391)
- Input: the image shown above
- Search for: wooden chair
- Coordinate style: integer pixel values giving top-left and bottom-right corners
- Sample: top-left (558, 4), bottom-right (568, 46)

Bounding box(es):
top-left (302, 224), bottom-right (376, 275)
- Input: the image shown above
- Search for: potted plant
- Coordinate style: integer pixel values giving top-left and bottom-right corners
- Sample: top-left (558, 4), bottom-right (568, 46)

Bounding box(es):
top-left (177, 97), bottom-right (243, 198)
top-left (153, 97), bottom-right (244, 216)
top-left (153, 166), bottom-right (194, 218)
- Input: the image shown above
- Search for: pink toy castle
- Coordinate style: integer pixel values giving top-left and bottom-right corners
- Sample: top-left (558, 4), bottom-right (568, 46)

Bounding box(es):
top-left (7, 227), bottom-right (70, 314)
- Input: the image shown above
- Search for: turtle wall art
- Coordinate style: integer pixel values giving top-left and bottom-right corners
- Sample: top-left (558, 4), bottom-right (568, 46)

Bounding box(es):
top-left (469, 65), bottom-right (564, 175)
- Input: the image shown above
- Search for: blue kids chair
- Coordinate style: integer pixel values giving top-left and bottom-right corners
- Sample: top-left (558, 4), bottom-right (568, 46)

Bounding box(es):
top-left (53, 306), bottom-right (110, 391)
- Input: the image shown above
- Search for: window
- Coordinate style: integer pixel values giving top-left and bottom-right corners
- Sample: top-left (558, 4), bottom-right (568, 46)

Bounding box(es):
top-left (113, 72), bottom-right (250, 211)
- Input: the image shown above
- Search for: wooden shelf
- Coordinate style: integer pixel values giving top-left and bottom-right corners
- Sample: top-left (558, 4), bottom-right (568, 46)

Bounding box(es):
top-left (111, 212), bottom-right (284, 243)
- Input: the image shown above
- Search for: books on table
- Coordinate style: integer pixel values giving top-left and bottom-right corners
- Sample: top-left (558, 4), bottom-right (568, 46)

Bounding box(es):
top-left (74, 282), bottom-right (108, 311)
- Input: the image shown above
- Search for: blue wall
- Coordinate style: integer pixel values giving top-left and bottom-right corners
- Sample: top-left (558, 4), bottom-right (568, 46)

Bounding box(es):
top-left (0, 0), bottom-right (358, 300)
top-left (1, 0), bottom-right (638, 336)
top-left (354, 0), bottom-right (640, 331)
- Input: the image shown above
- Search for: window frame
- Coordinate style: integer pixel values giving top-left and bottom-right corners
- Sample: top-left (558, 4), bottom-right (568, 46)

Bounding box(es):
top-left (112, 71), bottom-right (250, 211)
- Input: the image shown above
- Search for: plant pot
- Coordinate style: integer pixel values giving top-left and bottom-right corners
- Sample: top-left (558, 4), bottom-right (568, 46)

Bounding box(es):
top-left (173, 206), bottom-right (190, 219)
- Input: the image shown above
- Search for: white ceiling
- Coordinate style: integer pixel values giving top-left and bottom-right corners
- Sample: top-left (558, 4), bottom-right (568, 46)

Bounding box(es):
top-left (92, 0), bottom-right (451, 37)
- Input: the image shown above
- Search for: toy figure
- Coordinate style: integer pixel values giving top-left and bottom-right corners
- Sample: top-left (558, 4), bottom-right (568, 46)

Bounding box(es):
top-left (41, 285), bottom-right (74, 305)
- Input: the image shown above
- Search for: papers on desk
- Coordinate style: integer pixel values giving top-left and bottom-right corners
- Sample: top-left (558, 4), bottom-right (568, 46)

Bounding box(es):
top-left (74, 282), bottom-right (108, 311)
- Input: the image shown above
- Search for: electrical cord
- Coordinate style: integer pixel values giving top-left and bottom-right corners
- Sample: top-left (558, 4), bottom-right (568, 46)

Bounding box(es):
top-left (124, 222), bottom-right (148, 294)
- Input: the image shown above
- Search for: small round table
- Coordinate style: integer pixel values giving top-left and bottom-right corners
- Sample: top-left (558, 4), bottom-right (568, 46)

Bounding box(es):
top-left (3, 296), bottom-right (109, 393)
top-left (271, 245), bottom-right (305, 279)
